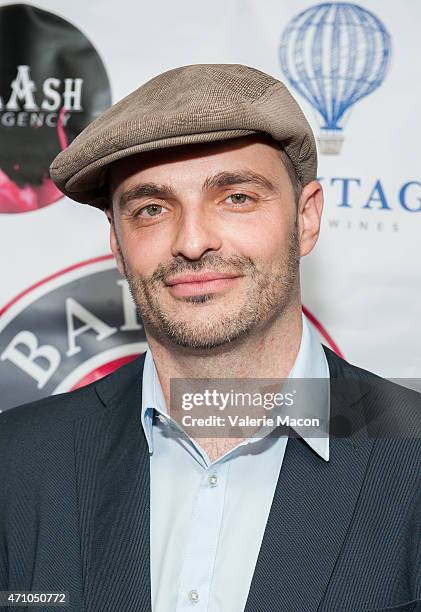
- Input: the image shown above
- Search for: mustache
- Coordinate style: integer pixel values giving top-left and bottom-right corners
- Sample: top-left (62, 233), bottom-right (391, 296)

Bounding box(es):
top-left (149, 254), bottom-right (257, 283)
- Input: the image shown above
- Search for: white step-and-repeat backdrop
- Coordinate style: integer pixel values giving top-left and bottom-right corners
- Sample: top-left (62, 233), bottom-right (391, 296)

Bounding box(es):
top-left (0, 0), bottom-right (420, 412)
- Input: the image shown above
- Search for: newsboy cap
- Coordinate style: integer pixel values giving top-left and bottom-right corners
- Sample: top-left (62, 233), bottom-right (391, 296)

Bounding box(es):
top-left (49, 64), bottom-right (317, 208)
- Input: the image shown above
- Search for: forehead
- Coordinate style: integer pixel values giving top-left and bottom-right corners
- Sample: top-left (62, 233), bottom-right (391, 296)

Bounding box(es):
top-left (109, 135), bottom-right (286, 193)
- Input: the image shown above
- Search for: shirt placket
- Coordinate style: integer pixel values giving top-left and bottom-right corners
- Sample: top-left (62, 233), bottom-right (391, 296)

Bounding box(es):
top-left (175, 460), bottom-right (229, 611)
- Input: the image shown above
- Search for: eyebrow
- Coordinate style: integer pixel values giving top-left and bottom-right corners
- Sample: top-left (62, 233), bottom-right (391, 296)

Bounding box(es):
top-left (202, 170), bottom-right (275, 192)
top-left (117, 170), bottom-right (276, 211)
top-left (118, 183), bottom-right (177, 211)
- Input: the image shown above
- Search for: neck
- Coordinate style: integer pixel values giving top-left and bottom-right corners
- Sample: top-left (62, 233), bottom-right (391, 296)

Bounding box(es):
top-left (146, 301), bottom-right (303, 412)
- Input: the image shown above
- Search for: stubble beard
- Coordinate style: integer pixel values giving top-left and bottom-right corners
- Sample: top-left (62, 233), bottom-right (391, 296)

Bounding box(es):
top-left (118, 224), bottom-right (300, 350)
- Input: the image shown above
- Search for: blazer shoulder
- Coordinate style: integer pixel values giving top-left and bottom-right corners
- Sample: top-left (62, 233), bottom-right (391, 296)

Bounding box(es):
top-left (323, 343), bottom-right (421, 396)
top-left (323, 344), bottom-right (421, 435)
top-left (0, 352), bottom-right (146, 448)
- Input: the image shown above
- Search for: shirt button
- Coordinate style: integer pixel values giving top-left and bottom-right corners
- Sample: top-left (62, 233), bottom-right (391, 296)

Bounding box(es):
top-left (208, 474), bottom-right (218, 487)
top-left (188, 589), bottom-right (200, 603)
top-left (157, 414), bottom-right (167, 424)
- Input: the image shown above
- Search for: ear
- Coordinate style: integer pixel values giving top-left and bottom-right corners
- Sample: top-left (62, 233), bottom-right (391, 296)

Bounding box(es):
top-left (297, 180), bottom-right (324, 257)
top-left (105, 207), bottom-right (125, 276)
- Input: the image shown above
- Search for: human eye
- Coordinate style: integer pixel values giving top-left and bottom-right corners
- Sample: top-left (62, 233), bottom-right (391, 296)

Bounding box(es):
top-left (224, 193), bottom-right (255, 208)
top-left (135, 203), bottom-right (168, 219)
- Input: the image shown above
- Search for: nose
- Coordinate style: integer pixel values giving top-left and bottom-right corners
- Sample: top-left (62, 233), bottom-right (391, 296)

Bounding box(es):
top-left (170, 204), bottom-right (222, 260)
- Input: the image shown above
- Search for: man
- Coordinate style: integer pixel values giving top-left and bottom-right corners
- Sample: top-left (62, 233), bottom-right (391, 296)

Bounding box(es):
top-left (0, 65), bottom-right (420, 612)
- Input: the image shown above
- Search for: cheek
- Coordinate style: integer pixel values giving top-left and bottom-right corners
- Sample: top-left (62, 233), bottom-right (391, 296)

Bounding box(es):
top-left (119, 226), bottom-right (170, 276)
top-left (224, 210), bottom-right (293, 265)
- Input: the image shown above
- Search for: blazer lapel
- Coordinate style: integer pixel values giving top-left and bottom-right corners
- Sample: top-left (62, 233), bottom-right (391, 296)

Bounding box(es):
top-left (73, 353), bottom-right (151, 612)
top-left (244, 345), bottom-right (375, 612)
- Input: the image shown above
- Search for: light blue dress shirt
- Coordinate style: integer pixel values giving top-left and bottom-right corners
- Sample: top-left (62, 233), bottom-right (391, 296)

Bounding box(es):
top-left (141, 312), bottom-right (330, 612)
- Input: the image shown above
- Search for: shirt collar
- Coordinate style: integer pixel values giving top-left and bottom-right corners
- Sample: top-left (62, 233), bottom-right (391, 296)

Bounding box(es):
top-left (141, 311), bottom-right (330, 461)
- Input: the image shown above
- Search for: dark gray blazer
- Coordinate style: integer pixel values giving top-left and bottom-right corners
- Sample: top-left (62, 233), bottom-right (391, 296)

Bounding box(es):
top-left (0, 346), bottom-right (420, 612)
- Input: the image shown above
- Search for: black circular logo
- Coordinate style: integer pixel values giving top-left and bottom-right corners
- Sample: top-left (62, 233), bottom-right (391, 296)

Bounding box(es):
top-left (0, 3), bottom-right (111, 213)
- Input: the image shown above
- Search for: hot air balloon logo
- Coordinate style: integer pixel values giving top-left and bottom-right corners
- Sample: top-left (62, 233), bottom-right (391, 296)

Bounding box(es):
top-left (279, 2), bottom-right (391, 154)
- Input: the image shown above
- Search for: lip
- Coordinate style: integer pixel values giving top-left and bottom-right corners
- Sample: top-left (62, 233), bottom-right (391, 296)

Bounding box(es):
top-left (165, 272), bottom-right (242, 298)
top-left (166, 272), bottom-right (240, 285)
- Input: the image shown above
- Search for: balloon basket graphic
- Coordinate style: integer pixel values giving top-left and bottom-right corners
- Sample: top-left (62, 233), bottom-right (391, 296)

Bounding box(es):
top-left (317, 130), bottom-right (344, 156)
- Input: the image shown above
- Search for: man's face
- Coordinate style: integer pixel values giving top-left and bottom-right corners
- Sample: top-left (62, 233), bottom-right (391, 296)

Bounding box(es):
top-left (108, 135), bottom-right (322, 349)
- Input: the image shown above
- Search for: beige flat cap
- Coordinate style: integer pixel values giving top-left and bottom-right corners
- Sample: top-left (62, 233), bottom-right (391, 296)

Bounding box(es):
top-left (49, 64), bottom-right (317, 208)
